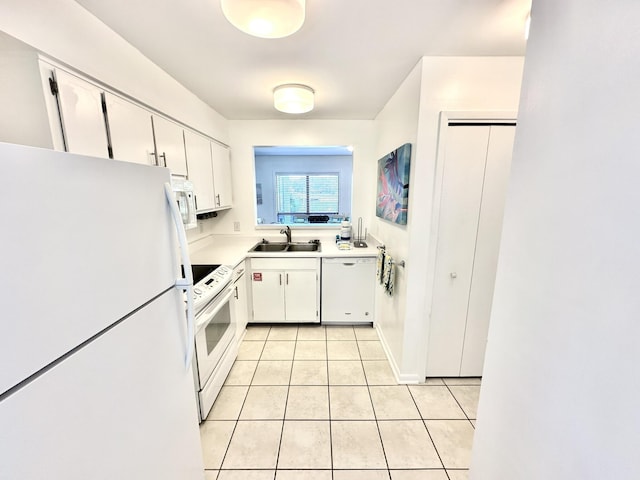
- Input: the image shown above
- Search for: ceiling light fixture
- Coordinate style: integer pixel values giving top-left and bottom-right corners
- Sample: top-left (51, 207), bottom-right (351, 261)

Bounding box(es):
top-left (221, 0), bottom-right (306, 39)
top-left (273, 84), bottom-right (315, 114)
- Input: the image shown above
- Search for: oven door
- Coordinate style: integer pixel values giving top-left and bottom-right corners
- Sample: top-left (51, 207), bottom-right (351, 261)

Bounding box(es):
top-left (194, 285), bottom-right (235, 387)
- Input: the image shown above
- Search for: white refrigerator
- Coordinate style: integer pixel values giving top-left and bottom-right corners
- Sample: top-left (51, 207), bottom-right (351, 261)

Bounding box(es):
top-left (0, 143), bottom-right (204, 479)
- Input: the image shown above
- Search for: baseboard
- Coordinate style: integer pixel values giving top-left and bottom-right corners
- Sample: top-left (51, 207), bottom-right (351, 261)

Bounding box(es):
top-left (374, 324), bottom-right (421, 384)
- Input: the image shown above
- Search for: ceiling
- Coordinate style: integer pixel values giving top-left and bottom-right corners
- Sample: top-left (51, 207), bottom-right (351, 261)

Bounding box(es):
top-left (74, 0), bottom-right (531, 120)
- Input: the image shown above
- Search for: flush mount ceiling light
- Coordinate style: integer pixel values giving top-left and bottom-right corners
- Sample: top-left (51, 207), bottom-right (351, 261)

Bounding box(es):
top-left (221, 0), bottom-right (306, 39)
top-left (273, 84), bottom-right (315, 114)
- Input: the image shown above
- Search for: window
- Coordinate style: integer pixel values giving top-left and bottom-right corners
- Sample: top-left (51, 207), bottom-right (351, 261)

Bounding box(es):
top-left (276, 173), bottom-right (339, 216)
top-left (254, 146), bottom-right (353, 226)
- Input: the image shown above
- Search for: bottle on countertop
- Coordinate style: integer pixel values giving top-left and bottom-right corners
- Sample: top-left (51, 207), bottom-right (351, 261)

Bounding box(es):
top-left (340, 220), bottom-right (352, 241)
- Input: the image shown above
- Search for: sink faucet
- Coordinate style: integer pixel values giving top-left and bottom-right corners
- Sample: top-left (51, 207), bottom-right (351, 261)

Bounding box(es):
top-left (280, 225), bottom-right (292, 243)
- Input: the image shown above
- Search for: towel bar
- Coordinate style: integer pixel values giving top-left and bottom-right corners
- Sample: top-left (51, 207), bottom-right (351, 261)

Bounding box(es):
top-left (376, 245), bottom-right (405, 267)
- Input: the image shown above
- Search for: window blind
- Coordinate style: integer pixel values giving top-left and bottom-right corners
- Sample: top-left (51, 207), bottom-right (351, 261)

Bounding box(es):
top-left (276, 173), bottom-right (339, 214)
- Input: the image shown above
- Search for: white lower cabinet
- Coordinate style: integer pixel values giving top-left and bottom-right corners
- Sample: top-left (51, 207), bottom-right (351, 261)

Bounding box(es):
top-left (231, 261), bottom-right (248, 338)
top-left (249, 258), bottom-right (319, 323)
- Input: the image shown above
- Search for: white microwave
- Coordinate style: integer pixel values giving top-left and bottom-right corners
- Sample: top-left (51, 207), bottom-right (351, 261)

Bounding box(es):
top-left (171, 177), bottom-right (197, 230)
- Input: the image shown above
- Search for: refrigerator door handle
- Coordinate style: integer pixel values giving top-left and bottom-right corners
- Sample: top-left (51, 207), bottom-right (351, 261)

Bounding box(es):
top-left (164, 182), bottom-right (195, 370)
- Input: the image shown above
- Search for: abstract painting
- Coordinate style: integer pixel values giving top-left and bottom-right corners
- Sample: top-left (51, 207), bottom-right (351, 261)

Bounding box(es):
top-left (376, 143), bottom-right (412, 225)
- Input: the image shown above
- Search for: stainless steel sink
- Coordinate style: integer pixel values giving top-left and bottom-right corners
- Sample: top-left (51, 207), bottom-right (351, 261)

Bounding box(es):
top-left (250, 242), bottom-right (288, 252)
top-left (249, 241), bottom-right (321, 253)
top-left (286, 243), bottom-right (320, 252)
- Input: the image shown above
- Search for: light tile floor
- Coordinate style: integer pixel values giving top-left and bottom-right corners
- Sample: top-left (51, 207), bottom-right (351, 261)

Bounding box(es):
top-left (201, 325), bottom-right (480, 480)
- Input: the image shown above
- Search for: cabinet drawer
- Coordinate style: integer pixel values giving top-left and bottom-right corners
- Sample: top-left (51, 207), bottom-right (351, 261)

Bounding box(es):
top-left (250, 257), bottom-right (318, 270)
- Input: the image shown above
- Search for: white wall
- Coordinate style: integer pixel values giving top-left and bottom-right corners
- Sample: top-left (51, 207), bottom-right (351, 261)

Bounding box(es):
top-left (0, 0), bottom-right (228, 142)
top-left (193, 120), bottom-right (376, 239)
top-left (471, 1), bottom-right (640, 479)
top-left (372, 60), bottom-right (422, 380)
top-left (373, 57), bottom-right (524, 381)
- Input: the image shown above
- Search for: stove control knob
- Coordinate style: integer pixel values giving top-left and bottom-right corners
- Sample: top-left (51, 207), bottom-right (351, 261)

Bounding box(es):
top-left (194, 288), bottom-right (202, 295)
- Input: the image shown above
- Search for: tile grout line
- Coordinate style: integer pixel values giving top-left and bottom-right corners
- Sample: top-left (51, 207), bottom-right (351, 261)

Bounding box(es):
top-left (272, 326), bottom-right (298, 478)
top-left (406, 384), bottom-right (450, 478)
top-left (443, 381), bottom-right (476, 427)
top-left (213, 326), bottom-right (272, 479)
top-left (356, 330), bottom-right (392, 479)
top-left (323, 327), bottom-right (336, 480)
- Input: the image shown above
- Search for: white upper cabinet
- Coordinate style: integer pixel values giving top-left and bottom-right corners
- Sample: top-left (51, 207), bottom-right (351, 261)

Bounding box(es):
top-left (184, 130), bottom-right (215, 212)
top-left (211, 142), bottom-right (232, 209)
top-left (151, 115), bottom-right (187, 176)
top-left (104, 93), bottom-right (155, 166)
top-left (55, 69), bottom-right (109, 158)
top-left (185, 132), bottom-right (233, 212)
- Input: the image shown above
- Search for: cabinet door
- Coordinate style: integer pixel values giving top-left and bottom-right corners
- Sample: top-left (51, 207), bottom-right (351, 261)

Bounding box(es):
top-left (55, 69), bottom-right (108, 158)
top-left (251, 271), bottom-right (285, 322)
top-left (211, 142), bottom-right (232, 209)
top-left (152, 115), bottom-right (187, 176)
top-left (232, 273), bottom-right (249, 338)
top-left (285, 270), bottom-right (318, 323)
top-left (184, 131), bottom-right (216, 212)
top-left (104, 93), bottom-right (155, 165)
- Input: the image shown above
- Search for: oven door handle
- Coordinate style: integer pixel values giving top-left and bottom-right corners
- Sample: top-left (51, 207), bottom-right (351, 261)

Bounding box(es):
top-left (195, 286), bottom-right (235, 331)
top-left (164, 182), bottom-right (195, 370)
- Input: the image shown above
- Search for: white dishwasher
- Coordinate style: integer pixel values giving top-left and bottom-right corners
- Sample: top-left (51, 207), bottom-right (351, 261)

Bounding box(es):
top-left (321, 257), bottom-right (376, 324)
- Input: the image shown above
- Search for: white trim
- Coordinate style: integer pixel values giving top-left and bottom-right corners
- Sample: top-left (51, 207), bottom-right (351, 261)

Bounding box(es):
top-left (375, 323), bottom-right (420, 384)
top-left (440, 110), bottom-right (518, 123)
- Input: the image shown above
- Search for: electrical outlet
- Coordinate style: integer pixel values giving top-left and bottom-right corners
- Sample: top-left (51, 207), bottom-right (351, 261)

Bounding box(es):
top-left (233, 221), bottom-right (240, 232)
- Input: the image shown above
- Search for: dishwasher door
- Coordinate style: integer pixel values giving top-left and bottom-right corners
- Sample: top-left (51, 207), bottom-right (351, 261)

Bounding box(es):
top-left (321, 257), bottom-right (376, 324)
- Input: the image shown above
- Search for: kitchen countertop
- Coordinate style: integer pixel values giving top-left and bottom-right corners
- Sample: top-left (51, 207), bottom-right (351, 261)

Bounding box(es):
top-left (189, 234), bottom-right (380, 268)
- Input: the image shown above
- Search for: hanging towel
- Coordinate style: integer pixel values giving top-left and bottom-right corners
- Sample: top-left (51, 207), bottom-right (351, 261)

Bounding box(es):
top-left (383, 255), bottom-right (396, 296)
top-left (376, 248), bottom-right (386, 284)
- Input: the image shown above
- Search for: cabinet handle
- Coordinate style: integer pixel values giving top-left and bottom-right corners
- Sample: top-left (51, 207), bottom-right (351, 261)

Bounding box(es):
top-left (286, 273), bottom-right (289, 285)
top-left (159, 152), bottom-right (167, 166)
top-left (279, 273), bottom-right (282, 285)
top-left (450, 272), bottom-right (457, 279)
top-left (234, 286), bottom-right (238, 299)
top-left (216, 194), bottom-right (221, 206)
top-left (149, 151), bottom-right (158, 166)
top-left (343, 263), bottom-right (355, 266)
top-left (194, 194), bottom-right (198, 211)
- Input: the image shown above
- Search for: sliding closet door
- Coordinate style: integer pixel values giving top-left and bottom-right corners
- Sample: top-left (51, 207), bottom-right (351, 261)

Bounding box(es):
top-left (426, 123), bottom-right (515, 378)
top-left (426, 126), bottom-right (490, 377)
top-left (460, 126), bottom-right (516, 376)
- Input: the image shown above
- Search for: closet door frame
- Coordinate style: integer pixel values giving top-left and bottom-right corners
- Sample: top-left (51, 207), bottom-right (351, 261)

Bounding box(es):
top-left (423, 111), bottom-right (517, 379)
